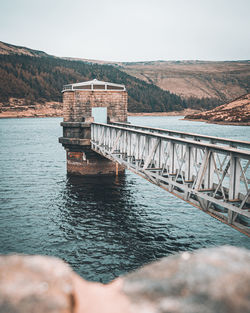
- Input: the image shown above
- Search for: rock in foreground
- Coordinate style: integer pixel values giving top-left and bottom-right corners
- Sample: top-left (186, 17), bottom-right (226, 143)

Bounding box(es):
top-left (185, 93), bottom-right (250, 125)
top-left (122, 246), bottom-right (250, 313)
top-left (0, 246), bottom-right (250, 313)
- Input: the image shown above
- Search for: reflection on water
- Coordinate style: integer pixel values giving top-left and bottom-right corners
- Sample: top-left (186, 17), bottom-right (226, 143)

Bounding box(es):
top-left (52, 174), bottom-right (195, 282)
top-left (0, 117), bottom-right (249, 283)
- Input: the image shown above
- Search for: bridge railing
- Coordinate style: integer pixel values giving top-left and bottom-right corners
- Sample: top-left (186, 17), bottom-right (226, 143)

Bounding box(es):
top-left (91, 122), bottom-right (250, 236)
top-left (109, 122), bottom-right (250, 150)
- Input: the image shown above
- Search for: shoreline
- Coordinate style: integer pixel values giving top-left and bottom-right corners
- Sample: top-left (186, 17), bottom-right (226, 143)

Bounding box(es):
top-left (0, 109), bottom-right (199, 119)
top-left (1, 109), bottom-right (249, 126)
top-left (0, 113), bottom-right (62, 119)
top-left (128, 109), bottom-right (200, 116)
top-left (184, 117), bottom-right (250, 126)
top-left (0, 100), bottom-right (63, 119)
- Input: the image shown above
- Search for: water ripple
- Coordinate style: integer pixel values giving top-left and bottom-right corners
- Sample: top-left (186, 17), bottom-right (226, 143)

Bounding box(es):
top-left (0, 117), bottom-right (249, 283)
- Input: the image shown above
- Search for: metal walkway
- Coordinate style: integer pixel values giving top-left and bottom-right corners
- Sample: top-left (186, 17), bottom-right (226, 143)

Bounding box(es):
top-left (91, 122), bottom-right (250, 236)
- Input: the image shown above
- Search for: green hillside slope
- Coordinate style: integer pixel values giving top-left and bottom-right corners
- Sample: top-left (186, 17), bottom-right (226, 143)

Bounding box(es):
top-left (0, 54), bottom-right (191, 113)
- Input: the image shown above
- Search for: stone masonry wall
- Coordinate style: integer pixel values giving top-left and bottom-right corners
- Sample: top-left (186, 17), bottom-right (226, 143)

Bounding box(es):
top-left (63, 90), bottom-right (127, 123)
top-left (63, 92), bottom-right (75, 122)
top-left (61, 89), bottom-right (127, 176)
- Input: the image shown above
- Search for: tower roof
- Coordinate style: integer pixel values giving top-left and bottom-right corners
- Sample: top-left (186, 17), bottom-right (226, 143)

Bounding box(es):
top-left (62, 79), bottom-right (126, 92)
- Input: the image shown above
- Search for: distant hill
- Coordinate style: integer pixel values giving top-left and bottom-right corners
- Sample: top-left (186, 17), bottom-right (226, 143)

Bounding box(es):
top-left (185, 93), bottom-right (250, 125)
top-left (0, 42), bottom-right (191, 115)
top-left (119, 60), bottom-right (250, 103)
top-left (1, 40), bottom-right (249, 117)
top-left (59, 58), bottom-right (250, 104)
top-left (61, 59), bottom-right (250, 104)
top-left (0, 41), bottom-right (51, 57)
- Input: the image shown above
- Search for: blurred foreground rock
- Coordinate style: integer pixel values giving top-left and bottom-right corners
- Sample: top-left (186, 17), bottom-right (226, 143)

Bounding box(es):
top-left (0, 255), bottom-right (74, 313)
top-left (0, 246), bottom-right (250, 313)
top-left (122, 246), bottom-right (250, 313)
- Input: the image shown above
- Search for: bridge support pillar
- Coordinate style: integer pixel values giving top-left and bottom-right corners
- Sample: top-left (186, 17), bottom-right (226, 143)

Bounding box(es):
top-left (66, 150), bottom-right (124, 176)
top-left (59, 123), bottom-right (125, 176)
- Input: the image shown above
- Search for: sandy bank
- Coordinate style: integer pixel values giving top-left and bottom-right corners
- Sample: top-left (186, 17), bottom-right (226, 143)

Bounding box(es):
top-left (184, 118), bottom-right (250, 126)
top-left (0, 107), bottom-right (200, 119)
top-left (0, 100), bottom-right (63, 119)
top-left (128, 109), bottom-right (200, 117)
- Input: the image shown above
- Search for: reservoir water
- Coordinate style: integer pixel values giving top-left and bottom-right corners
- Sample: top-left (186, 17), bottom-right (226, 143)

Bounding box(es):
top-left (0, 116), bottom-right (249, 283)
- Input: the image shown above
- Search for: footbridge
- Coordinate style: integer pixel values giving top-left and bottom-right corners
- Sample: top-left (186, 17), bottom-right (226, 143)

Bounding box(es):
top-left (91, 122), bottom-right (250, 236)
top-left (59, 79), bottom-right (250, 237)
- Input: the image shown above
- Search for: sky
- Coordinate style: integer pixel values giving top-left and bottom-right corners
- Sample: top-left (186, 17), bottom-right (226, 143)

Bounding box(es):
top-left (0, 0), bottom-right (249, 62)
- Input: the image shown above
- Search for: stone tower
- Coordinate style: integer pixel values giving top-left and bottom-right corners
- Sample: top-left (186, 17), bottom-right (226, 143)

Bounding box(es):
top-left (59, 79), bottom-right (127, 176)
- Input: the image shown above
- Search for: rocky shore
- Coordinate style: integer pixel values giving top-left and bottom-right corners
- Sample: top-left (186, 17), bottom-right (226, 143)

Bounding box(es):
top-left (128, 109), bottom-right (200, 117)
top-left (0, 246), bottom-right (249, 313)
top-left (185, 93), bottom-right (250, 125)
top-left (0, 98), bottom-right (63, 118)
top-left (0, 100), bottom-right (200, 119)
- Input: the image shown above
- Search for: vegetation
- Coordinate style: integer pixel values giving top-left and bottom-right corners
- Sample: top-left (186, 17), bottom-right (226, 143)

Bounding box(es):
top-left (184, 96), bottom-right (223, 110)
top-left (0, 54), bottom-right (220, 112)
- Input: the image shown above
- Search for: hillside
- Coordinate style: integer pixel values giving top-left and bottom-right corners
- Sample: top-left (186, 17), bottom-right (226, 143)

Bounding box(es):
top-left (0, 41), bottom-right (249, 117)
top-left (0, 42), bottom-right (189, 116)
top-left (119, 60), bottom-right (250, 103)
top-left (184, 93), bottom-right (250, 125)
top-left (64, 59), bottom-right (250, 106)
top-left (0, 41), bottom-right (50, 57)
top-left (63, 58), bottom-right (250, 105)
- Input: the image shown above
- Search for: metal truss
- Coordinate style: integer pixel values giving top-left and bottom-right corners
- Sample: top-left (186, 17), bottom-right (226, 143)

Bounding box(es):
top-left (91, 122), bottom-right (250, 236)
top-left (110, 122), bottom-right (250, 150)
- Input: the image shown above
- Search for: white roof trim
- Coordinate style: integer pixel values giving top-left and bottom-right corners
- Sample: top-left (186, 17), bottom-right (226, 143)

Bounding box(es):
top-left (63, 78), bottom-right (126, 91)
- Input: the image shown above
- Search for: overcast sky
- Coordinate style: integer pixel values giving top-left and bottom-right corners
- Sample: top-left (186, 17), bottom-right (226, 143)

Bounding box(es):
top-left (0, 0), bottom-right (249, 61)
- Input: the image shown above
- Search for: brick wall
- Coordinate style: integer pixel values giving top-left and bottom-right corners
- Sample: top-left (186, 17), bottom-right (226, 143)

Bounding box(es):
top-left (63, 90), bottom-right (127, 123)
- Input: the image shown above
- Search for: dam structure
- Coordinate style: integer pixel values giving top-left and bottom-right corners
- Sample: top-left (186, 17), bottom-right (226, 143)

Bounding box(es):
top-left (59, 80), bottom-right (250, 236)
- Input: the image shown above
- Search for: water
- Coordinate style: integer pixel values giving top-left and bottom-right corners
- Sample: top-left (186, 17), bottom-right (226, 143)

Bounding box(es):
top-left (0, 116), bottom-right (249, 283)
